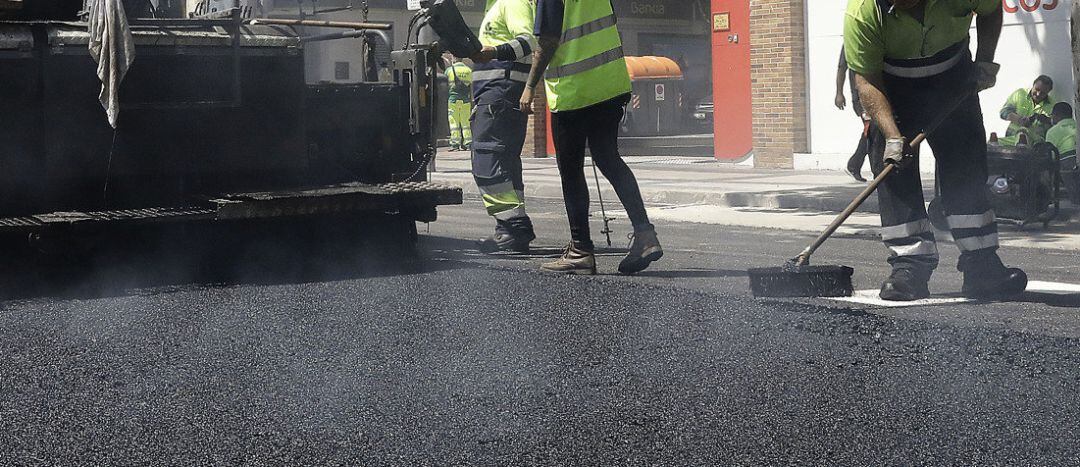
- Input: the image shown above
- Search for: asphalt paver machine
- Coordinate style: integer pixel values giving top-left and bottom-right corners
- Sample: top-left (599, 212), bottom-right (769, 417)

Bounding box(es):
top-left (0, 1), bottom-right (462, 252)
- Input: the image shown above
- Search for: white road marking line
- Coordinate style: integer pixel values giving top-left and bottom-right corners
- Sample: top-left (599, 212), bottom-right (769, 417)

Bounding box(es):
top-left (1025, 281), bottom-right (1080, 295)
top-left (829, 282), bottom-right (1080, 307)
top-left (827, 290), bottom-right (973, 308)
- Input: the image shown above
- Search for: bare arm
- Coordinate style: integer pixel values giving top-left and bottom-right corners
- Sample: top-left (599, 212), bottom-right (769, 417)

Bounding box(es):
top-left (855, 72), bottom-right (901, 140)
top-left (835, 49), bottom-right (848, 109)
top-left (835, 70), bottom-right (848, 111)
top-left (519, 34), bottom-right (560, 114)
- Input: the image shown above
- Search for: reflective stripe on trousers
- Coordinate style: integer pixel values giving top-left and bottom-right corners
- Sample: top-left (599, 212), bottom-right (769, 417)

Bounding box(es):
top-left (869, 58), bottom-right (998, 271)
top-left (881, 218), bottom-right (938, 257)
top-left (470, 82), bottom-right (530, 222)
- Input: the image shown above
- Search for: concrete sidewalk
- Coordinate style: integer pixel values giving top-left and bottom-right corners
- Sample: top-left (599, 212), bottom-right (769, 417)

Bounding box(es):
top-left (430, 150), bottom-right (922, 213)
top-left (430, 150), bottom-right (1080, 252)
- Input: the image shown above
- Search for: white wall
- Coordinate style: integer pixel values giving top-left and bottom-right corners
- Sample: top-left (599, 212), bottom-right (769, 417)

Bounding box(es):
top-left (804, 0), bottom-right (1075, 170)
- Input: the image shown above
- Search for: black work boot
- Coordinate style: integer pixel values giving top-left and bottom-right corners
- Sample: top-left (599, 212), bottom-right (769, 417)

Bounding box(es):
top-left (618, 227), bottom-right (663, 275)
top-left (476, 219), bottom-right (536, 254)
top-left (541, 243), bottom-right (597, 275)
top-left (961, 254), bottom-right (1027, 299)
top-left (879, 267), bottom-right (931, 301)
top-left (477, 232), bottom-right (531, 253)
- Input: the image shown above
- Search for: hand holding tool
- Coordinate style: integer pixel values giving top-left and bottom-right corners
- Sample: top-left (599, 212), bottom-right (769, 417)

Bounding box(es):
top-left (883, 137), bottom-right (907, 167)
top-left (748, 90), bottom-right (972, 298)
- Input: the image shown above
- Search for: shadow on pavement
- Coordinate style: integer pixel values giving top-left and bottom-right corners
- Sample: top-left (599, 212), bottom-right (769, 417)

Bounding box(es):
top-left (634, 268), bottom-right (748, 279)
top-left (421, 236), bottom-right (632, 259)
top-left (0, 216), bottom-right (481, 303)
top-left (1017, 292), bottom-right (1080, 308)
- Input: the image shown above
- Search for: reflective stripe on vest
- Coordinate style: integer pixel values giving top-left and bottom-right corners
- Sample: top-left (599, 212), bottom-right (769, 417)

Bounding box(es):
top-left (546, 45), bottom-right (624, 79)
top-left (882, 39), bottom-right (967, 79)
top-left (561, 14), bottom-right (617, 43)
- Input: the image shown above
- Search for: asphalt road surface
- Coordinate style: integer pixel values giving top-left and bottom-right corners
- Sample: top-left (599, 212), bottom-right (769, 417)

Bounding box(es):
top-left (0, 199), bottom-right (1078, 465)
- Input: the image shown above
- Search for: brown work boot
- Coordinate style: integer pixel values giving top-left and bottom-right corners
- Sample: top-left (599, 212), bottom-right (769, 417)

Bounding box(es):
top-left (618, 227), bottom-right (663, 275)
top-left (540, 243), bottom-right (597, 275)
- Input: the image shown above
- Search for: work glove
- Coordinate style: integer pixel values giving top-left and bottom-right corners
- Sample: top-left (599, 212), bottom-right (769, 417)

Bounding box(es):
top-left (974, 61), bottom-right (1000, 92)
top-left (883, 137), bottom-right (909, 167)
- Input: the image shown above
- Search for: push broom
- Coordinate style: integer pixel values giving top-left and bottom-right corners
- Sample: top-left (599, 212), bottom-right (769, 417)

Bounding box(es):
top-left (748, 90), bottom-right (970, 298)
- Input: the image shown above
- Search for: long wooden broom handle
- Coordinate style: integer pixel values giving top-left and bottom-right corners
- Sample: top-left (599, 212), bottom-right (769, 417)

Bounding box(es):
top-left (793, 91), bottom-right (969, 266)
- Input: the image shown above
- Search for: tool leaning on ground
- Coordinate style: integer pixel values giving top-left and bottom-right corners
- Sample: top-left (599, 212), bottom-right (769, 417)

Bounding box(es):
top-left (748, 91), bottom-right (973, 298)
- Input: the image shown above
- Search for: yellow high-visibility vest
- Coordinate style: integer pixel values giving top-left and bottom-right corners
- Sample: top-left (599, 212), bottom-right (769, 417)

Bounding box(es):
top-left (544, 1), bottom-right (631, 112)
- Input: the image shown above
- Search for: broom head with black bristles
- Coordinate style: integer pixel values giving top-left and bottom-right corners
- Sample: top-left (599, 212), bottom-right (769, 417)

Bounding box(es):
top-left (748, 261), bottom-right (854, 298)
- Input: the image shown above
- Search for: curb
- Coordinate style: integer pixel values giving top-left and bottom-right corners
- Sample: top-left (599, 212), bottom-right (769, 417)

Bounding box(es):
top-left (432, 171), bottom-right (884, 213)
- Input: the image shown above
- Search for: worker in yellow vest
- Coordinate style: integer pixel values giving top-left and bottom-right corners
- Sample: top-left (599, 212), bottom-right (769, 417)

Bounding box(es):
top-left (999, 75), bottom-right (1055, 146)
top-left (1048, 102), bottom-right (1080, 202)
top-left (466, 0), bottom-right (538, 253)
top-left (445, 59), bottom-right (473, 151)
top-left (521, 0), bottom-right (662, 275)
top-left (1047, 102), bottom-right (1077, 159)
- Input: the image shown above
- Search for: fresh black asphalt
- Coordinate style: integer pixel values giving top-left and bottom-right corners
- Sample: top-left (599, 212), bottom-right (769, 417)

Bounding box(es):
top-left (0, 200), bottom-right (1078, 465)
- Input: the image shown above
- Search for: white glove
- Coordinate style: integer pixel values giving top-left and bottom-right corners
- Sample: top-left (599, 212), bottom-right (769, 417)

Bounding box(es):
top-left (884, 137), bottom-right (907, 166)
top-left (975, 61), bottom-right (1000, 91)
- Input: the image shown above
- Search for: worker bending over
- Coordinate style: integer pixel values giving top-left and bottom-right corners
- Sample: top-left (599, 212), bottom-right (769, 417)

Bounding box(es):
top-left (446, 59), bottom-right (473, 151)
top-left (845, 0), bottom-right (1026, 301)
top-left (522, 0), bottom-right (662, 275)
top-left (467, 0), bottom-right (537, 253)
top-left (999, 75), bottom-right (1055, 146)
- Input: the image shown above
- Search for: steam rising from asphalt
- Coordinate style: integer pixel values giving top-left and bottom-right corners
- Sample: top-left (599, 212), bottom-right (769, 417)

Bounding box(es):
top-left (0, 217), bottom-right (423, 302)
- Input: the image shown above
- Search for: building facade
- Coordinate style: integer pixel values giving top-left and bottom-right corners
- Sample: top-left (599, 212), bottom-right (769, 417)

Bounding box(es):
top-left (802, 0), bottom-right (1075, 171)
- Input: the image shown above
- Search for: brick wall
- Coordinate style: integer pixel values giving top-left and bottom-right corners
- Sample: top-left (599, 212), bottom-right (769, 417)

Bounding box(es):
top-left (522, 85), bottom-right (549, 158)
top-left (749, 0), bottom-right (808, 169)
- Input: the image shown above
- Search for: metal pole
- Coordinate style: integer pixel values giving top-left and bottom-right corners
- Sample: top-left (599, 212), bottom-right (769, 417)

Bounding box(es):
top-left (248, 18), bottom-right (393, 29)
top-left (591, 159), bottom-right (613, 247)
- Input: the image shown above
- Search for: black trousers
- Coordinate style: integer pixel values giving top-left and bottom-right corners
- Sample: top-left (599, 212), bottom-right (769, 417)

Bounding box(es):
top-left (869, 60), bottom-right (998, 273)
top-left (551, 94), bottom-right (651, 251)
top-left (847, 122), bottom-right (871, 173)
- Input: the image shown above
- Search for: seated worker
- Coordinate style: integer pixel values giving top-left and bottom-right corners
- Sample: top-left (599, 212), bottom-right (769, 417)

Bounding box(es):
top-left (1047, 102), bottom-right (1077, 159)
top-left (999, 75), bottom-right (1055, 146)
top-left (1047, 102), bottom-right (1078, 202)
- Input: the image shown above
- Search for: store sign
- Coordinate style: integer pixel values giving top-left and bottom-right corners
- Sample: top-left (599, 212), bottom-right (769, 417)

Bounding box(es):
top-left (614, 0), bottom-right (693, 21)
top-left (1001, 0), bottom-right (1072, 24)
top-left (449, 0), bottom-right (486, 12)
top-left (1003, 0), bottom-right (1062, 12)
top-left (713, 12), bottom-right (729, 31)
